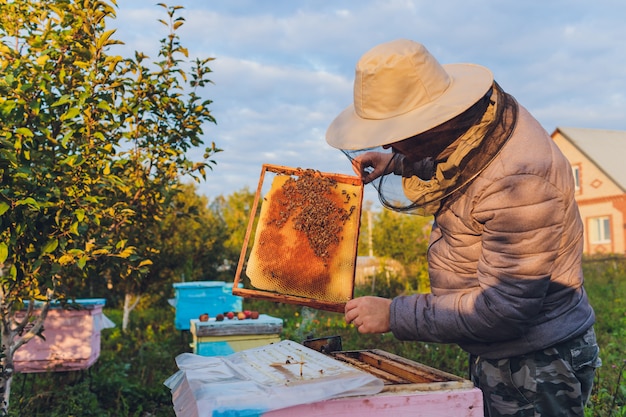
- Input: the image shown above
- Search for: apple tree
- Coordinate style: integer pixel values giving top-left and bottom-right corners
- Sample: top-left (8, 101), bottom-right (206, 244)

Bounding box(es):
top-left (0, 0), bottom-right (218, 410)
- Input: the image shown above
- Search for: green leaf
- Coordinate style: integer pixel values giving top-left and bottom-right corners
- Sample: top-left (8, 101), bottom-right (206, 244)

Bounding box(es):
top-left (0, 242), bottom-right (8, 263)
top-left (75, 208), bottom-right (85, 222)
top-left (15, 127), bottom-right (34, 137)
top-left (0, 100), bottom-right (17, 115)
top-left (60, 107), bottom-right (81, 121)
top-left (138, 259), bottom-right (153, 267)
top-left (96, 29), bottom-right (117, 50)
top-left (16, 197), bottom-right (39, 209)
top-left (42, 239), bottom-right (59, 254)
top-left (51, 95), bottom-right (72, 107)
top-left (0, 202), bottom-right (9, 216)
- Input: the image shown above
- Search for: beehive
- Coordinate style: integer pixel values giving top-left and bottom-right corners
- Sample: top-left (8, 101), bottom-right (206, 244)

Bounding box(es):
top-left (13, 299), bottom-right (112, 373)
top-left (172, 281), bottom-right (243, 330)
top-left (189, 314), bottom-right (283, 356)
top-left (233, 165), bottom-right (363, 312)
top-left (166, 340), bottom-right (484, 417)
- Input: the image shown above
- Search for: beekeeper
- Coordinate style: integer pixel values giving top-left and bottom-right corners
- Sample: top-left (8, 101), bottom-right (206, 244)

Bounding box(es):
top-left (327, 39), bottom-right (601, 417)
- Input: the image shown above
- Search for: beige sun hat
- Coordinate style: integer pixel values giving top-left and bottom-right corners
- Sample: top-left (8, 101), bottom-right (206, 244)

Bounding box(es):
top-left (326, 39), bottom-right (494, 150)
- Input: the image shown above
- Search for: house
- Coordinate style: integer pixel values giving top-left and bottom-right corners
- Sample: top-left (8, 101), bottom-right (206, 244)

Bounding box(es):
top-left (551, 127), bottom-right (626, 255)
top-left (354, 255), bottom-right (405, 286)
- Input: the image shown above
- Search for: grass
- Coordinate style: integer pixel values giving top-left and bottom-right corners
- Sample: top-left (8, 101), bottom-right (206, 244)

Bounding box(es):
top-left (7, 256), bottom-right (626, 416)
top-left (582, 257), bottom-right (626, 417)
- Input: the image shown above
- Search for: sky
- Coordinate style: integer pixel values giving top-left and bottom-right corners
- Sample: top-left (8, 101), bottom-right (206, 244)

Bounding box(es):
top-left (111, 1), bottom-right (626, 205)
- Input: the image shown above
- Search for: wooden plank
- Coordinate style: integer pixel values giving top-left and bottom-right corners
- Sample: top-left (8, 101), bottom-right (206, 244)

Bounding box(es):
top-left (332, 349), bottom-right (470, 387)
top-left (380, 380), bottom-right (475, 393)
top-left (367, 349), bottom-right (466, 382)
top-left (332, 352), bottom-right (409, 384)
top-left (262, 387), bottom-right (485, 417)
top-left (355, 351), bottom-right (448, 383)
top-left (191, 316), bottom-right (283, 337)
top-left (232, 287), bottom-right (346, 313)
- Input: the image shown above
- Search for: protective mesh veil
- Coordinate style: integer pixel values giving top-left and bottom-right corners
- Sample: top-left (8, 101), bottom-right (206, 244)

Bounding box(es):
top-left (340, 83), bottom-right (518, 216)
top-left (340, 147), bottom-right (436, 214)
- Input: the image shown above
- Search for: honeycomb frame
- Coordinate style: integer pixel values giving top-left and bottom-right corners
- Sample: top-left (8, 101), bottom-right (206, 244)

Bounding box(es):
top-left (232, 164), bottom-right (363, 313)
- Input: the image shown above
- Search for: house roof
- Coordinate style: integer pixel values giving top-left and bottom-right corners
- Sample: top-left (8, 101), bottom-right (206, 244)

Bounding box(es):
top-left (554, 127), bottom-right (626, 192)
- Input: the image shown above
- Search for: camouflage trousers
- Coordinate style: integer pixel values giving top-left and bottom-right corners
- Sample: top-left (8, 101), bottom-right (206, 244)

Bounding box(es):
top-left (470, 327), bottom-right (601, 417)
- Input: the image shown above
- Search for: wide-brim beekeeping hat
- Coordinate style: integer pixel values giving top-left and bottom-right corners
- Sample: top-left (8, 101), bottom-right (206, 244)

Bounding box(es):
top-left (326, 39), bottom-right (494, 150)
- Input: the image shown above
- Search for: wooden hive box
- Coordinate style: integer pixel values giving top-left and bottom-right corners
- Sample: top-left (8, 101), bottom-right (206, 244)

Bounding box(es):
top-left (263, 347), bottom-right (483, 416)
top-left (167, 340), bottom-right (483, 417)
top-left (172, 281), bottom-right (243, 330)
top-left (189, 314), bottom-right (283, 356)
top-left (13, 298), bottom-right (113, 373)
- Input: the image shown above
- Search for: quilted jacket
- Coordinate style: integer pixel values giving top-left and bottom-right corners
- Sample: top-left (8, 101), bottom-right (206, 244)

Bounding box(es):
top-left (389, 104), bottom-right (596, 360)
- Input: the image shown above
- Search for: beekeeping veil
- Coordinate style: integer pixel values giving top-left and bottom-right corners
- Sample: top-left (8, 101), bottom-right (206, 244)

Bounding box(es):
top-left (326, 39), bottom-right (518, 215)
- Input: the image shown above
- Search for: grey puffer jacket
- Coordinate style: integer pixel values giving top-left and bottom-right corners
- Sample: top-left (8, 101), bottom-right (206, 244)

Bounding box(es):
top-left (389, 105), bottom-right (595, 360)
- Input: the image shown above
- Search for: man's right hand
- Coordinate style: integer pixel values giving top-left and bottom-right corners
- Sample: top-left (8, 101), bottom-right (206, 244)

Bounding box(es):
top-left (351, 152), bottom-right (395, 184)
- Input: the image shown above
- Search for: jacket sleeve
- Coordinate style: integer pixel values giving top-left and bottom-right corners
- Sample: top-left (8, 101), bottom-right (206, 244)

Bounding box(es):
top-left (390, 173), bottom-right (568, 344)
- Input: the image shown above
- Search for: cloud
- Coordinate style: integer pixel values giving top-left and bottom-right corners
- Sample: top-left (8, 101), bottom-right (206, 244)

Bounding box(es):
top-left (112, 0), bottom-right (626, 205)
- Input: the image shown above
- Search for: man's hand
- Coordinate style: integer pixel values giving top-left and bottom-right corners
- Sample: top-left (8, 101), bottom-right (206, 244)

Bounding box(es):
top-left (351, 152), bottom-right (395, 184)
top-left (344, 296), bottom-right (392, 334)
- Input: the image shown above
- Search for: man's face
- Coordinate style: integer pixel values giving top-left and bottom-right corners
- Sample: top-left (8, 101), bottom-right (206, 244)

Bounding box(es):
top-left (384, 122), bottom-right (457, 163)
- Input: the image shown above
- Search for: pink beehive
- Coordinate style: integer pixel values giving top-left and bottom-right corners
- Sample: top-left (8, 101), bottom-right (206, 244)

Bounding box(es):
top-left (13, 299), bottom-right (113, 373)
top-left (167, 340), bottom-right (483, 417)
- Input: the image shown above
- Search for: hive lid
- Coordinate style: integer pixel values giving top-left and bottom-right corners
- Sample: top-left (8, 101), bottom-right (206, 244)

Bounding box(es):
top-left (25, 298), bottom-right (107, 309)
top-left (233, 164), bottom-right (363, 313)
top-left (191, 314), bottom-right (283, 337)
top-left (173, 281), bottom-right (235, 289)
top-left (165, 340), bottom-right (384, 416)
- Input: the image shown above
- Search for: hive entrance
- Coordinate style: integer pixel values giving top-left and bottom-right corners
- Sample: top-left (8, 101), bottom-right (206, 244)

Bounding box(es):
top-left (233, 165), bottom-right (363, 312)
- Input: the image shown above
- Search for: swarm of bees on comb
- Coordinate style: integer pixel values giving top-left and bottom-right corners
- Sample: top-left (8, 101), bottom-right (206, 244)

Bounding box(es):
top-left (268, 169), bottom-right (357, 265)
top-left (245, 168), bottom-right (362, 303)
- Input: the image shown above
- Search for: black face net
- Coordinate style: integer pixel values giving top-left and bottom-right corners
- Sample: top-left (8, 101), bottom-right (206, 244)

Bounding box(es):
top-left (341, 146), bottom-right (438, 215)
top-left (337, 83), bottom-right (518, 217)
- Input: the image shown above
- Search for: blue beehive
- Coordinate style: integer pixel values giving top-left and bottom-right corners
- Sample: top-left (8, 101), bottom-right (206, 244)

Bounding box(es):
top-left (172, 281), bottom-right (242, 330)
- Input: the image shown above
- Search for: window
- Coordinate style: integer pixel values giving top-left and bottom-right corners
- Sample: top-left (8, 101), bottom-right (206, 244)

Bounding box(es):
top-left (572, 165), bottom-right (581, 191)
top-left (589, 216), bottom-right (611, 244)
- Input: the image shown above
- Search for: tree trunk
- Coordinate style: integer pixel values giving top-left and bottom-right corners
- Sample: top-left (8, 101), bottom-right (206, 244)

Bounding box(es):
top-left (0, 318), bottom-right (15, 414)
top-left (0, 299), bottom-right (51, 413)
top-left (122, 293), bottom-right (141, 332)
